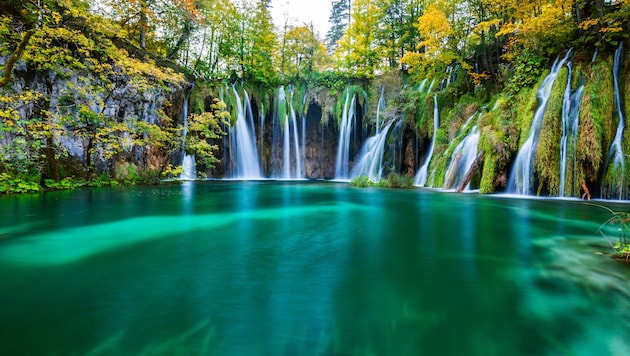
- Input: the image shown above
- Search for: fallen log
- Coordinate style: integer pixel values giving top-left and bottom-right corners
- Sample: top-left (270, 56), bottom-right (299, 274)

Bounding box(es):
top-left (457, 151), bottom-right (484, 192)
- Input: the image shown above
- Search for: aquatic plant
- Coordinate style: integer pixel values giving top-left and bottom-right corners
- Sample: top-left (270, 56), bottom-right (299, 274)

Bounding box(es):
top-left (350, 173), bottom-right (415, 189)
top-left (594, 204), bottom-right (630, 262)
top-left (350, 175), bottom-right (372, 188)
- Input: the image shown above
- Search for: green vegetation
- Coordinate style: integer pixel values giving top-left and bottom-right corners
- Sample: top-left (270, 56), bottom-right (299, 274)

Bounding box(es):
top-left (595, 204), bottom-right (630, 262)
top-left (350, 173), bottom-right (415, 189)
top-left (0, 0), bottom-right (629, 194)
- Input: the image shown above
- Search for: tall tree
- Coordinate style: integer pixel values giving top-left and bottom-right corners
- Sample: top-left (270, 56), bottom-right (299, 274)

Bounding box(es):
top-left (243, 0), bottom-right (277, 85)
top-left (279, 24), bottom-right (328, 80)
top-left (326, 0), bottom-right (351, 52)
top-left (335, 0), bottom-right (382, 76)
top-left (373, 0), bottom-right (423, 68)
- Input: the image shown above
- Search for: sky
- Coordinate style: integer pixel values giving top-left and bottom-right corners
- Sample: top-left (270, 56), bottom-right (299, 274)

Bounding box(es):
top-left (270, 0), bottom-right (332, 38)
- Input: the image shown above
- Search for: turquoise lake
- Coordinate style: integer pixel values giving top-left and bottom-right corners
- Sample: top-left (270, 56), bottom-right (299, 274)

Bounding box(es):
top-left (0, 181), bottom-right (629, 355)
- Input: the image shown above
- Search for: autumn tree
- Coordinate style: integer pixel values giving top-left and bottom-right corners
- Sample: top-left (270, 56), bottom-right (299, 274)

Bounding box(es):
top-left (334, 0), bottom-right (382, 77)
top-left (278, 24), bottom-right (329, 80)
top-left (99, 0), bottom-right (202, 58)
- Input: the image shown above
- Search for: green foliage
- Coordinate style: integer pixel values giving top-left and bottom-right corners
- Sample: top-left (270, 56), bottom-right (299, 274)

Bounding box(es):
top-left (350, 173), bottom-right (415, 189)
top-left (114, 162), bottom-right (141, 185)
top-left (87, 173), bottom-right (120, 188)
top-left (184, 98), bottom-right (229, 168)
top-left (377, 172), bottom-right (415, 189)
top-left (350, 175), bottom-right (372, 188)
top-left (44, 177), bottom-right (85, 190)
top-left (311, 71), bottom-right (348, 96)
top-left (505, 52), bottom-right (546, 95)
top-left (0, 173), bottom-right (41, 194)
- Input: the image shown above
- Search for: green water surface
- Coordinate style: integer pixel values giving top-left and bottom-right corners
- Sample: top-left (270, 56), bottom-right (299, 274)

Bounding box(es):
top-left (0, 181), bottom-right (629, 355)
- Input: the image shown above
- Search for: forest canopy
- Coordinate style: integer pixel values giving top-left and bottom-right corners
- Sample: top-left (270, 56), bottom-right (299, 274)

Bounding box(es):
top-left (2, 0), bottom-right (628, 87)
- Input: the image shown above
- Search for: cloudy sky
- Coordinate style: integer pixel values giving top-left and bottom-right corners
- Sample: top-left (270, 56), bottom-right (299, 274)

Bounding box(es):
top-left (270, 0), bottom-right (332, 38)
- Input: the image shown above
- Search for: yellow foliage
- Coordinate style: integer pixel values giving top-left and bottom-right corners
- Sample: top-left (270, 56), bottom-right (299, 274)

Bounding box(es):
top-left (415, 4), bottom-right (452, 58)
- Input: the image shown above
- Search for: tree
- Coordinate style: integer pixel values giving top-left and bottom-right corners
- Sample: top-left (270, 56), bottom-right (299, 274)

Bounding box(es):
top-left (278, 24), bottom-right (329, 80)
top-left (373, 0), bottom-right (423, 68)
top-left (101, 0), bottom-right (202, 58)
top-left (334, 0), bottom-right (382, 77)
top-left (326, 0), bottom-right (351, 52)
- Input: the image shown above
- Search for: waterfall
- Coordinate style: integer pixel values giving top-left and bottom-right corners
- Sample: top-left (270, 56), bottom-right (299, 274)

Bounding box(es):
top-left (350, 90), bottom-right (396, 184)
top-left (443, 124), bottom-right (481, 191)
top-left (276, 86), bottom-right (304, 179)
top-left (507, 51), bottom-right (571, 195)
top-left (602, 43), bottom-right (626, 199)
top-left (414, 95), bottom-right (439, 186)
top-left (258, 102), bottom-right (265, 170)
top-left (334, 88), bottom-right (357, 180)
top-left (301, 93), bottom-right (307, 177)
top-left (559, 62), bottom-right (585, 197)
top-left (376, 87), bottom-right (385, 134)
top-left (350, 120), bottom-right (396, 182)
top-left (230, 86), bottom-right (262, 179)
top-left (289, 100), bottom-right (303, 178)
top-left (179, 85), bottom-right (196, 180)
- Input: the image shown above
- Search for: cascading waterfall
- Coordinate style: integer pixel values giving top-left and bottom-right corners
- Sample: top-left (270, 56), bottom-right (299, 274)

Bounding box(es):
top-left (334, 88), bottom-right (357, 180)
top-left (301, 93), bottom-right (307, 176)
top-left (507, 50), bottom-right (572, 195)
top-left (602, 43), bottom-right (626, 199)
top-left (350, 120), bottom-right (396, 182)
top-left (179, 85), bottom-right (196, 180)
top-left (443, 121), bottom-right (481, 191)
top-left (230, 86), bottom-right (262, 179)
top-left (376, 87), bottom-right (385, 134)
top-left (276, 86), bottom-right (304, 179)
top-left (414, 95), bottom-right (439, 186)
top-left (258, 102), bottom-right (265, 170)
top-left (350, 88), bottom-right (394, 182)
top-left (559, 62), bottom-right (585, 197)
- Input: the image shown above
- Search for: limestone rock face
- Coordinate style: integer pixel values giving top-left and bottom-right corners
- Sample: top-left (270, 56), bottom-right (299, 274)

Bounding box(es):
top-left (3, 63), bottom-right (182, 176)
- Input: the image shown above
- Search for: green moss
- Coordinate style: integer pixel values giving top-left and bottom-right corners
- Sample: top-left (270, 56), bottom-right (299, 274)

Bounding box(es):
top-left (578, 58), bottom-right (613, 188)
top-left (535, 67), bottom-right (567, 196)
top-left (478, 127), bottom-right (499, 193)
top-left (515, 74), bottom-right (545, 149)
top-left (477, 97), bottom-right (520, 193)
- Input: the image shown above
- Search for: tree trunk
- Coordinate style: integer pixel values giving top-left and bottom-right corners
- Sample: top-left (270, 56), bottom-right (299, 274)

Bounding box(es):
top-left (443, 153), bottom-right (462, 189)
top-left (457, 151), bottom-right (484, 192)
top-left (0, 29), bottom-right (35, 88)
